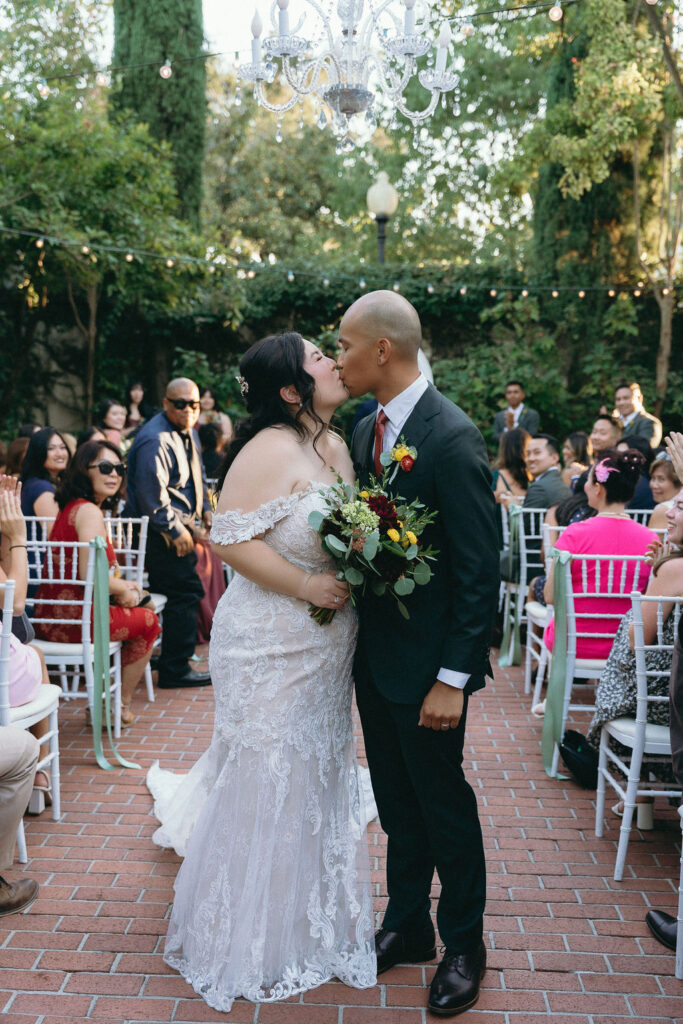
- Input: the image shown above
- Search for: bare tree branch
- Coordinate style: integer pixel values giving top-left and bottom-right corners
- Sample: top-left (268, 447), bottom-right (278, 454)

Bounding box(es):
top-left (639, 0), bottom-right (683, 109)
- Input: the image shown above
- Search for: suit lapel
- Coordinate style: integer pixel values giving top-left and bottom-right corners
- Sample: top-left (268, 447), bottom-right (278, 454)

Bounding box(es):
top-left (398, 383), bottom-right (440, 451)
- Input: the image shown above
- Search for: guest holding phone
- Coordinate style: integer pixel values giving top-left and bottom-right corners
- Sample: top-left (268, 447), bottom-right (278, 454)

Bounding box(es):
top-left (34, 441), bottom-right (160, 725)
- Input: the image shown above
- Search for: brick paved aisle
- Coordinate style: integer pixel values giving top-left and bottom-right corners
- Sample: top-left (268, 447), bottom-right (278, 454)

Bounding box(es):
top-left (2, 647), bottom-right (682, 1024)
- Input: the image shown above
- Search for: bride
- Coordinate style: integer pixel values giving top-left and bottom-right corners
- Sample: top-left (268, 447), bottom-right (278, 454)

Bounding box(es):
top-left (147, 332), bottom-right (377, 1011)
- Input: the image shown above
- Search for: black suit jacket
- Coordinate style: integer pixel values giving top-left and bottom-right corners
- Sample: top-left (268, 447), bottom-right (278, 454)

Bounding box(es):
top-left (351, 384), bottom-right (500, 704)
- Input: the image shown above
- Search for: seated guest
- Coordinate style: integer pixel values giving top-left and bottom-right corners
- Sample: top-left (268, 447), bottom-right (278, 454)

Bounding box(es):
top-left (493, 380), bottom-right (540, 440)
top-left (615, 435), bottom-right (655, 510)
top-left (198, 387), bottom-right (233, 444)
top-left (0, 476), bottom-right (54, 811)
top-left (590, 414), bottom-right (622, 459)
top-left (542, 449), bottom-right (657, 660)
top-left (524, 435), bottom-right (571, 509)
top-left (493, 427), bottom-right (530, 504)
top-left (529, 479), bottom-right (598, 606)
top-left (198, 421), bottom-right (225, 481)
top-left (586, 489), bottom-right (683, 769)
top-left (561, 432), bottom-right (592, 490)
top-left (647, 452), bottom-right (680, 531)
top-left (0, 725), bottom-right (40, 914)
top-left (614, 381), bottom-right (662, 448)
top-left (19, 427), bottom-right (70, 528)
top-left (5, 438), bottom-right (29, 478)
top-left (34, 440), bottom-right (160, 725)
top-left (124, 381), bottom-right (155, 438)
top-left (75, 426), bottom-right (107, 450)
top-left (96, 399), bottom-right (128, 453)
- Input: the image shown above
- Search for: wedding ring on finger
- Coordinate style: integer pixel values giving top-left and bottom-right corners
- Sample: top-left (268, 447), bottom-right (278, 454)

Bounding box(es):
top-left (334, 596), bottom-right (339, 604)
top-left (440, 724), bottom-right (449, 730)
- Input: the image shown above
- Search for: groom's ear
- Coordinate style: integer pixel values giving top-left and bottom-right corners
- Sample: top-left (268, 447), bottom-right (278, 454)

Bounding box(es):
top-left (377, 337), bottom-right (391, 366)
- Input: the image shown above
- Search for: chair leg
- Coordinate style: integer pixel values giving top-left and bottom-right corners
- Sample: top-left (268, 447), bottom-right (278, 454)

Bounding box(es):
top-left (551, 743), bottom-right (560, 778)
top-left (50, 707), bottom-right (61, 821)
top-left (595, 729), bottom-right (608, 838)
top-left (532, 647), bottom-right (548, 709)
top-left (524, 628), bottom-right (534, 695)
top-left (113, 650), bottom-right (122, 740)
top-left (144, 663), bottom-right (155, 702)
top-left (676, 806), bottom-right (683, 980)
top-left (614, 778), bottom-right (640, 882)
top-left (16, 820), bottom-right (27, 864)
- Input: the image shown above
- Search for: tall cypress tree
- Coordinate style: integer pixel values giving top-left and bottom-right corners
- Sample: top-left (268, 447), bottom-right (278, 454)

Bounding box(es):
top-left (112, 0), bottom-right (206, 226)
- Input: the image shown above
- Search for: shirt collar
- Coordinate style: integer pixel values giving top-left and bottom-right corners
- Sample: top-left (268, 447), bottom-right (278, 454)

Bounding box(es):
top-left (378, 373), bottom-right (428, 428)
top-left (507, 402), bottom-right (525, 415)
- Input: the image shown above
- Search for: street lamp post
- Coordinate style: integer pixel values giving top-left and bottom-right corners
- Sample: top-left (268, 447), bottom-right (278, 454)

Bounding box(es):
top-left (366, 171), bottom-right (399, 265)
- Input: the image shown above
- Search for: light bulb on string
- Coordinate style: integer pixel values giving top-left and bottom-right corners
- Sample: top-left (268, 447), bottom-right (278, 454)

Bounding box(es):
top-left (427, 283), bottom-right (435, 294)
top-left (644, 0), bottom-right (658, 5)
top-left (548, 3), bottom-right (563, 22)
top-left (551, 289), bottom-right (559, 298)
top-left (608, 288), bottom-right (615, 297)
top-left (633, 288), bottom-right (641, 297)
top-left (393, 282), bottom-right (400, 292)
top-left (578, 290), bottom-right (585, 298)
top-left (160, 61), bottom-right (173, 79)
top-left (489, 288), bottom-right (497, 297)
top-left (81, 245), bottom-right (90, 255)
top-left (125, 252), bottom-right (134, 263)
top-left (208, 263), bottom-right (216, 274)
top-left (95, 72), bottom-right (108, 87)
top-left (35, 237), bottom-right (45, 249)
top-left (247, 269), bottom-right (256, 279)
top-left (37, 79), bottom-right (50, 99)
top-left (359, 278), bottom-right (366, 290)
top-left (166, 258), bottom-right (175, 268)
top-left (662, 287), bottom-right (670, 295)
top-left (287, 270), bottom-right (295, 282)
top-left (322, 278), bottom-right (329, 288)
top-left (521, 289), bottom-right (529, 298)
top-left (459, 286), bottom-right (467, 295)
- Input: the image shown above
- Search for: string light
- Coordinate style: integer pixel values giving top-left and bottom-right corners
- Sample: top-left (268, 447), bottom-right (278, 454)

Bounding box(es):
top-left (165, 258), bottom-right (175, 268)
top-left (490, 288), bottom-right (497, 297)
top-left (81, 244), bottom-right (90, 255)
top-left (548, 2), bottom-right (563, 21)
top-left (459, 286), bottom-right (467, 295)
top-left (427, 283), bottom-right (435, 294)
top-left (521, 288), bottom-right (529, 297)
top-left (393, 282), bottom-right (400, 292)
top-left (159, 61), bottom-right (173, 80)
top-left (35, 237), bottom-right (45, 249)
top-left (37, 79), bottom-right (50, 99)
top-left (551, 289), bottom-right (559, 298)
top-left (578, 290), bottom-right (585, 298)
top-left (633, 288), bottom-right (641, 297)
top-left (125, 252), bottom-right (134, 263)
top-left (287, 270), bottom-right (295, 282)
top-left (208, 263), bottom-right (216, 273)
top-left (247, 269), bottom-right (256, 278)
top-left (608, 288), bottom-right (616, 297)
top-left (359, 278), bottom-right (366, 290)
top-left (662, 287), bottom-right (670, 295)
top-left (95, 72), bottom-right (108, 86)
top-left (323, 278), bottom-right (330, 287)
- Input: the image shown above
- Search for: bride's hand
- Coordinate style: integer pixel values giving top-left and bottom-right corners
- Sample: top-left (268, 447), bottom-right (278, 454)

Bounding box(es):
top-left (303, 572), bottom-right (349, 609)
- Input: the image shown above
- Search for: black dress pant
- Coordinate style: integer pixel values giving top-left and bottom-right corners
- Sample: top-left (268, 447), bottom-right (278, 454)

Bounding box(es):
top-left (146, 530), bottom-right (205, 678)
top-left (355, 649), bottom-right (486, 953)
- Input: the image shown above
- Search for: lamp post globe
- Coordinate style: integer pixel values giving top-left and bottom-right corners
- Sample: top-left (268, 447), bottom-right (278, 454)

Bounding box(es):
top-left (367, 171), bottom-right (399, 265)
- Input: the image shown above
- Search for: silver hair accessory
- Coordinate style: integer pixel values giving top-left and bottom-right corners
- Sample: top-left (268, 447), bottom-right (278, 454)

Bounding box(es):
top-left (235, 375), bottom-right (249, 396)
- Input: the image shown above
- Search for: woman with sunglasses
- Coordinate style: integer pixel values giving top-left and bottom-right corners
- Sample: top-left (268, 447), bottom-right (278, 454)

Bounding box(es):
top-left (34, 441), bottom-right (160, 725)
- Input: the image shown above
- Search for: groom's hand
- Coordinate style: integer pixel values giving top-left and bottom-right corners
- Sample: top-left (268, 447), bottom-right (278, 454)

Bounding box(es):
top-left (418, 681), bottom-right (464, 731)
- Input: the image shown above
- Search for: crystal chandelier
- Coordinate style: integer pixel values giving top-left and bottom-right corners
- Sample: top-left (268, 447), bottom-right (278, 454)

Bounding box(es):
top-left (238, 0), bottom-right (457, 150)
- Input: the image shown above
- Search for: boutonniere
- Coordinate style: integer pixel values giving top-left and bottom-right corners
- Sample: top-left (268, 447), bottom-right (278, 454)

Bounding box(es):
top-left (379, 436), bottom-right (418, 483)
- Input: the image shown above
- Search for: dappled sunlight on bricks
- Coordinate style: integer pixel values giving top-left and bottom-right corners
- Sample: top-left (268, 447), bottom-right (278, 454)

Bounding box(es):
top-left (1, 647), bottom-right (682, 1022)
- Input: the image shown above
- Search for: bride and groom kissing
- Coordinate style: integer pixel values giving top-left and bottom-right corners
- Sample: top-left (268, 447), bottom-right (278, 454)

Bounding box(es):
top-left (146, 289), bottom-right (500, 1017)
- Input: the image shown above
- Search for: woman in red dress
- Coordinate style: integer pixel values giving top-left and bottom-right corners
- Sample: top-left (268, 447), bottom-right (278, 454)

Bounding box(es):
top-left (35, 440), bottom-right (160, 725)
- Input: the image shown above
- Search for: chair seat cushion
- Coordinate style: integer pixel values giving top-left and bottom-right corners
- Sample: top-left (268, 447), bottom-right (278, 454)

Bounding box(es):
top-left (149, 593), bottom-right (167, 612)
top-left (9, 683), bottom-right (61, 724)
top-left (525, 600), bottom-right (551, 625)
top-left (605, 716), bottom-right (672, 753)
top-left (33, 640), bottom-right (121, 658)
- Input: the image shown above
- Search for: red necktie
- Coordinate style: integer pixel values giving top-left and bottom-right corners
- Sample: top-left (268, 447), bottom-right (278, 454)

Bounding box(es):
top-left (373, 410), bottom-right (389, 478)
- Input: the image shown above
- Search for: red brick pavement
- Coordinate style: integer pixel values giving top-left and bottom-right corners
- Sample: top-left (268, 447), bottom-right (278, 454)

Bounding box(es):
top-left (1, 647), bottom-right (682, 1023)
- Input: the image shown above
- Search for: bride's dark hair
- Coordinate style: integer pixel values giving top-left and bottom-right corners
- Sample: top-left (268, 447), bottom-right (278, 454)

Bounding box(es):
top-left (216, 332), bottom-right (326, 491)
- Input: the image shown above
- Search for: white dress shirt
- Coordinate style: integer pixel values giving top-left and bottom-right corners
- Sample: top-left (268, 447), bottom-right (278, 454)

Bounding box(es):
top-left (376, 375), bottom-right (470, 691)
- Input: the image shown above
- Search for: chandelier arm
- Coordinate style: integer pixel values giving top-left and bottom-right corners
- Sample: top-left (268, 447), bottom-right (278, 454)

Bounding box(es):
top-left (280, 54), bottom-right (328, 96)
top-left (252, 82), bottom-right (301, 115)
top-left (394, 90), bottom-right (441, 123)
top-left (301, 0), bottom-right (338, 53)
top-left (358, 0), bottom-right (398, 51)
top-left (371, 53), bottom-right (416, 100)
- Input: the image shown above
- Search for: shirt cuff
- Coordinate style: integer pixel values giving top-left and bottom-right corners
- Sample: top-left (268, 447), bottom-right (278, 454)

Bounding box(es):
top-left (437, 668), bottom-right (470, 689)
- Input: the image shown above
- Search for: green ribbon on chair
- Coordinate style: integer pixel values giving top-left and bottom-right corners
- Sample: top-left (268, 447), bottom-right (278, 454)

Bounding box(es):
top-left (90, 537), bottom-right (140, 771)
top-left (541, 547), bottom-right (571, 777)
top-left (498, 504), bottom-right (522, 667)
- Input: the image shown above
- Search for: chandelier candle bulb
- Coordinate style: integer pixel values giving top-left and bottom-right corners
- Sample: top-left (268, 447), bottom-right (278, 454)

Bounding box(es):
top-left (251, 10), bottom-right (263, 65)
top-left (435, 23), bottom-right (451, 74)
top-left (404, 0), bottom-right (416, 35)
top-left (277, 0), bottom-right (290, 36)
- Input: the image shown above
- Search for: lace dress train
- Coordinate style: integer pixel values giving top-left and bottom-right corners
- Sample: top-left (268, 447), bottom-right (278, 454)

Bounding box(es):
top-left (146, 486), bottom-right (377, 1011)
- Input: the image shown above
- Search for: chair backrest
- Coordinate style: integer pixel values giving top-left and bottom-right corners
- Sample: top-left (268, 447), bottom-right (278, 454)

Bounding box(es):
top-left (104, 515), bottom-right (149, 588)
top-left (23, 515), bottom-right (56, 576)
top-left (519, 508), bottom-right (547, 584)
top-left (27, 540), bottom-right (96, 643)
top-left (626, 509), bottom-right (652, 526)
top-left (542, 522), bottom-right (568, 573)
top-left (630, 591), bottom-right (683, 724)
top-left (500, 501), bottom-right (510, 549)
top-left (561, 553), bottom-right (649, 659)
top-left (0, 579), bottom-right (16, 728)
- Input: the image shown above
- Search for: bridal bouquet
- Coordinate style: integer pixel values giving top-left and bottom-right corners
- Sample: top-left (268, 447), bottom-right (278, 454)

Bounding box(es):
top-left (307, 476), bottom-right (437, 624)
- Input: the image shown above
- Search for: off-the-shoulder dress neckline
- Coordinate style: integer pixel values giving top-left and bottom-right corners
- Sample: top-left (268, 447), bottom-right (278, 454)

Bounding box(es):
top-left (212, 481), bottom-right (341, 522)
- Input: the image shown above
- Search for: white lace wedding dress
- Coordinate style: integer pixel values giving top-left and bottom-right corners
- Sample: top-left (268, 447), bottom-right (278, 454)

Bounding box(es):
top-left (146, 484), bottom-right (377, 1012)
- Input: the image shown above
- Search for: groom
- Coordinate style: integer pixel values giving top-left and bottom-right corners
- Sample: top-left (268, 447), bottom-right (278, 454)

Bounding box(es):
top-left (338, 291), bottom-right (499, 1017)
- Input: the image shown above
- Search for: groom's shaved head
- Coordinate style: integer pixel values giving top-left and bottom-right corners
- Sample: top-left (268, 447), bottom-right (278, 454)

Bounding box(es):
top-left (341, 290), bottom-right (422, 360)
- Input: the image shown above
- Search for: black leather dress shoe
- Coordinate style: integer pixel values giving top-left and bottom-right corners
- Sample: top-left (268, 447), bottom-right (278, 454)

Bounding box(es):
top-left (428, 941), bottom-right (486, 1017)
top-left (157, 669), bottom-right (212, 689)
top-left (375, 927), bottom-right (436, 975)
top-left (646, 910), bottom-right (678, 951)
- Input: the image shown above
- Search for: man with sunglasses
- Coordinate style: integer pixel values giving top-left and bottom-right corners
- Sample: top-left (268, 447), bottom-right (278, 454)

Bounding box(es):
top-left (125, 378), bottom-right (212, 688)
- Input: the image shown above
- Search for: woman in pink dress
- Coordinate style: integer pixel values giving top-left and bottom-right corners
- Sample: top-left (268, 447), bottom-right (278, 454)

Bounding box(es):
top-left (543, 449), bottom-right (657, 659)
